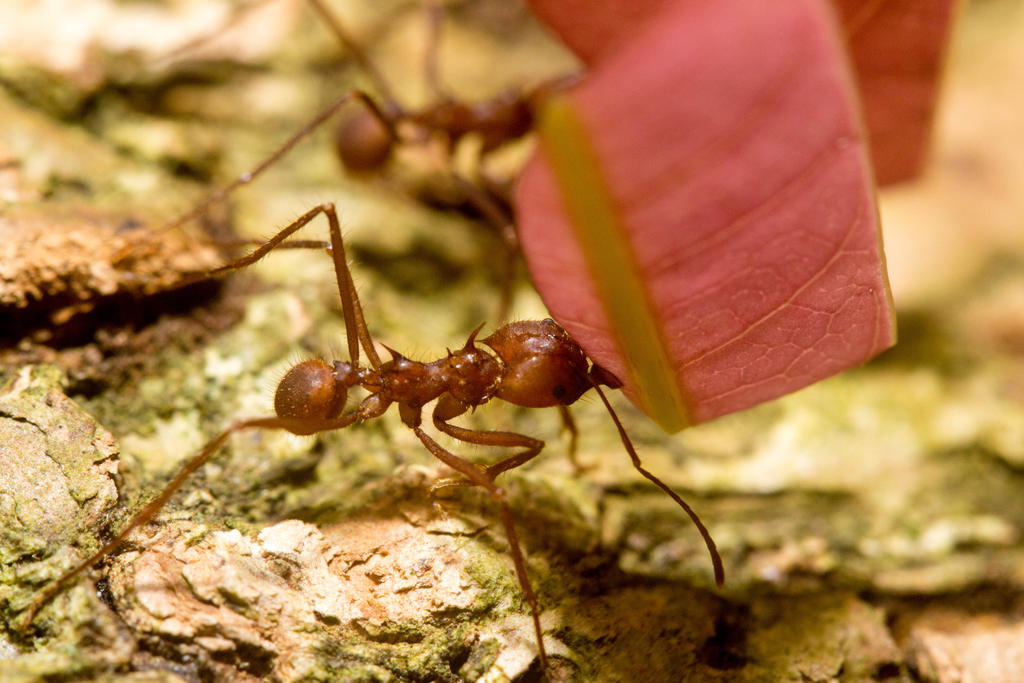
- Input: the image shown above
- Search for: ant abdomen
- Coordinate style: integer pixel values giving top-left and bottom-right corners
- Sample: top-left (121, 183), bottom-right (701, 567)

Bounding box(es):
top-left (273, 359), bottom-right (348, 433)
top-left (484, 319), bottom-right (591, 408)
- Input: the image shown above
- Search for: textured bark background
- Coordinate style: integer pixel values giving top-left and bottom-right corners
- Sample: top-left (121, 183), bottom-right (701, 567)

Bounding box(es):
top-left (2, 1), bottom-right (1024, 681)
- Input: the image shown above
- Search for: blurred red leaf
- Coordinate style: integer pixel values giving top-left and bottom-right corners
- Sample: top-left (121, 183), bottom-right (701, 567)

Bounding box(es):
top-left (517, 0), bottom-right (896, 431)
top-left (526, 0), bottom-right (957, 185)
top-left (525, 0), bottom-right (667, 64)
top-left (832, 0), bottom-right (958, 183)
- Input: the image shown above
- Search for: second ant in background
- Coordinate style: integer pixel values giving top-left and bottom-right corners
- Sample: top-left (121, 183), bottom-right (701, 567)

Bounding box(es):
top-left (169, 0), bottom-right (578, 320)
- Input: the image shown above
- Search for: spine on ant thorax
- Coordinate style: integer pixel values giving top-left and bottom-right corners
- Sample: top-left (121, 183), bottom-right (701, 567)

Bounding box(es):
top-left (376, 354), bottom-right (449, 406)
top-left (364, 342), bottom-right (504, 412)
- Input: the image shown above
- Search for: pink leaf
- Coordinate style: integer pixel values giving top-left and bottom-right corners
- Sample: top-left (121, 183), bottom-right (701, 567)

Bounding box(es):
top-left (517, 0), bottom-right (896, 431)
top-left (525, 0), bottom-right (667, 64)
top-left (526, 0), bottom-right (957, 186)
top-left (832, 0), bottom-right (958, 184)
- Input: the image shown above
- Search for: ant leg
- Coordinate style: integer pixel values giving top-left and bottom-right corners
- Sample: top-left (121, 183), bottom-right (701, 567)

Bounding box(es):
top-left (426, 430), bottom-right (542, 498)
top-left (436, 425), bottom-right (544, 482)
top-left (196, 237), bottom-right (331, 264)
top-left (306, 0), bottom-right (403, 115)
top-left (495, 227), bottom-right (519, 324)
top-left (589, 382), bottom-right (726, 588)
top-left (220, 203), bottom-right (378, 369)
top-left (210, 238), bottom-right (330, 252)
top-left (201, 205), bottom-right (335, 280)
top-left (425, 429), bottom-right (542, 529)
top-left (154, 0), bottom-right (278, 66)
top-left (318, 202), bottom-right (382, 370)
top-left (421, 1), bottom-right (449, 102)
top-left (432, 395), bottom-right (544, 481)
top-left (557, 405), bottom-right (587, 474)
top-left (181, 203), bottom-right (380, 370)
top-left (449, 174), bottom-right (520, 322)
top-left (163, 89), bottom-right (392, 234)
top-left (411, 426), bottom-right (550, 673)
top-left (17, 412), bottom-right (359, 630)
top-left (311, 1), bottom-right (518, 320)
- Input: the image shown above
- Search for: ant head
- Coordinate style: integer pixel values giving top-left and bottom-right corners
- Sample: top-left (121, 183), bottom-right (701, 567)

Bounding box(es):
top-left (484, 319), bottom-right (591, 408)
top-left (334, 109), bottom-right (395, 173)
top-left (274, 359), bottom-right (348, 434)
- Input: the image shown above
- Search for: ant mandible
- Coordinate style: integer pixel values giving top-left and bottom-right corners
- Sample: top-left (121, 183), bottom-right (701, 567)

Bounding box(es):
top-left (22, 202), bottom-right (724, 673)
top-left (167, 0), bottom-right (574, 321)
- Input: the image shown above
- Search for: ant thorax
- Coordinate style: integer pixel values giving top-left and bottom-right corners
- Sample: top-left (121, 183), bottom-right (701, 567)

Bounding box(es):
top-left (439, 341), bottom-right (503, 406)
top-left (328, 318), bottom-right (595, 421)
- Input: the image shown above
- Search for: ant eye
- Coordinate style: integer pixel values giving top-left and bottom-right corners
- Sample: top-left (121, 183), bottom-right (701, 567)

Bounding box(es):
top-left (552, 385), bottom-right (566, 399)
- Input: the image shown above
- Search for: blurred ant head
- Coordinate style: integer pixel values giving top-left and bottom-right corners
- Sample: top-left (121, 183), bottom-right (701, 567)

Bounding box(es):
top-left (334, 109), bottom-right (395, 173)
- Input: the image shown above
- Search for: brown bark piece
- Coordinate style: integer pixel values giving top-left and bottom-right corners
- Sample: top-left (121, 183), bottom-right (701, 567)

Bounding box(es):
top-left (899, 608), bottom-right (1024, 683)
top-left (0, 206), bottom-right (221, 311)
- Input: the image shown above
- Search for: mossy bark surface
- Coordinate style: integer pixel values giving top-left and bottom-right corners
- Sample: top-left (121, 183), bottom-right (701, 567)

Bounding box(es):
top-left (3, 1), bottom-right (1024, 681)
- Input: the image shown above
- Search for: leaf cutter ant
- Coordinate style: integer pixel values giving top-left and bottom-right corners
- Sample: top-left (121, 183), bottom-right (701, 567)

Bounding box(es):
top-left (166, 0), bottom-right (576, 321)
top-left (21, 202), bottom-right (724, 674)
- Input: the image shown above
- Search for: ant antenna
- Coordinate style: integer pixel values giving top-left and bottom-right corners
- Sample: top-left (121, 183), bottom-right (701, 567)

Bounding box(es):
top-left (153, 0), bottom-right (279, 67)
top-left (421, 1), bottom-right (447, 101)
top-left (590, 381), bottom-right (725, 588)
top-left (161, 90), bottom-right (391, 234)
top-left (306, 0), bottom-right (403, 114)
